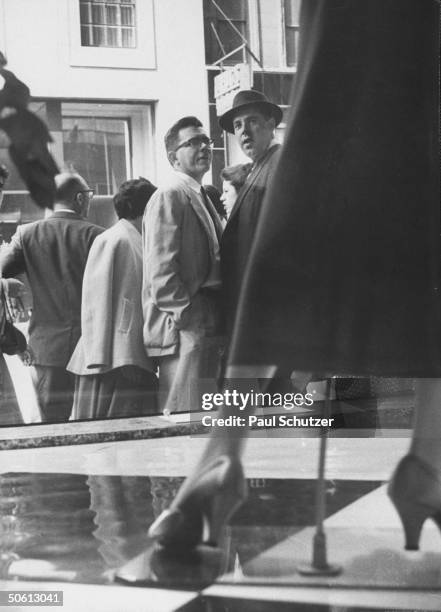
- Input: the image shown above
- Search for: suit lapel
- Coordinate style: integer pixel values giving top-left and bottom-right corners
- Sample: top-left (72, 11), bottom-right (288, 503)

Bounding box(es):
top-left (226, 144), bottom-right (280, 225)
top-left (187, 189), bottom-right (218, 259)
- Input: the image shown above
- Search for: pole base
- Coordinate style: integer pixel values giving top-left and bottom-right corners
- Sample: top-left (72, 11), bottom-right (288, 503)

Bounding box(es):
top-left (297, 561), bottom-right (342, 576)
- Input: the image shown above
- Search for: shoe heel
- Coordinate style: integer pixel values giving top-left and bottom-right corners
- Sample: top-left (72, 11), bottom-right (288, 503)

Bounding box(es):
top-left (391, 497), bottom-right (429, 551)
top-left (203, 490), bottom-right (245, 546)
top-left (203, 461), bottom-right (247, 546)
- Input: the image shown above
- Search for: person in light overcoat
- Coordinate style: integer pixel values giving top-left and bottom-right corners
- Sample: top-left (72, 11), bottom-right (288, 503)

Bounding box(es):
top-left (68, 179), bottom-right (158, 419)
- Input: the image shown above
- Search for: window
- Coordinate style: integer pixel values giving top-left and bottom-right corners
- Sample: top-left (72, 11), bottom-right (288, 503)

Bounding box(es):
top-left (79, 0), bottom-right (136, 48)
top-left (204, 0), bottom-right (248, 65)
top-left (63, 117), bottom-right (130, 195)
top-left (0, 100), bottom-right (153, 224)
top-left (284, 0), bottom-right (301, 67)
top-left (68, 0), bottom-right (156, 69)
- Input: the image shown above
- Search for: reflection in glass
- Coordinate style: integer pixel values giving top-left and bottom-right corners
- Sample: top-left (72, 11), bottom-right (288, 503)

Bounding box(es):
top-left (62, 117), bottom-right (129, 195)
top-left (0, 471), bottom-right (381, 589)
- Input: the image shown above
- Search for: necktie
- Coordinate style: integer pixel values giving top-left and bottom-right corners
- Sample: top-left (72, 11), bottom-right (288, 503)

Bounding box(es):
top-left (200, 187), bottom-right (222, 242)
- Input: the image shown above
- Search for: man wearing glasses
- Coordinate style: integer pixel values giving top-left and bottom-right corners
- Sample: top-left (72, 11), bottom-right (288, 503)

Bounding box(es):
top-left (142, 116), bottom-right (224, 414)
top-left (0, 172), bottom-right (103, 422)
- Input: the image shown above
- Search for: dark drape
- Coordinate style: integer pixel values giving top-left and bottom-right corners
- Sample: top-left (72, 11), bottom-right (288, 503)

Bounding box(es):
top-left (230, 0), bottom-right (441, 377)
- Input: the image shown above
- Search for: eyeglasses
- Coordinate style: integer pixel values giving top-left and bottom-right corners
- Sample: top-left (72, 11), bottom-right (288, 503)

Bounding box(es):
top-left (174, 136), bottom-right (214, 153)
top-left (77, 189), bottom-right (94, 198)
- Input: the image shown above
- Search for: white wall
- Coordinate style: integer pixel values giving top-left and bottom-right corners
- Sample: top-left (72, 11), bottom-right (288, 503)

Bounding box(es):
top-left (0, 0), bottom-right (210, 183)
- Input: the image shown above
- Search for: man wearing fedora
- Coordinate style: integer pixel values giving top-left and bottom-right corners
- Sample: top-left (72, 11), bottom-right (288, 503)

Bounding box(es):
top-left (219, 89), bottom-right (283, 340)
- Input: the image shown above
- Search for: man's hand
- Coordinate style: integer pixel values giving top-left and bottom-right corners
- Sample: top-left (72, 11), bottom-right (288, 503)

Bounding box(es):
top-left (18, 346), bottom-right (34, 366)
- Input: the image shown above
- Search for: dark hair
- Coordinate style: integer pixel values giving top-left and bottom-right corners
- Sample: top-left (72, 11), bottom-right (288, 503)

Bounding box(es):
top-left (220, 163), bottom-right (252, 192)
top-left (204, 184), bottom-right (226, 220)
top-left (164, 116), bottom-right (203, 153)
top-left (113, 178), bottom-right (157, 220)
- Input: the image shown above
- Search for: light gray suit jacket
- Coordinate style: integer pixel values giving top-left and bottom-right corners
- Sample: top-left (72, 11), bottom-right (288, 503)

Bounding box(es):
top-left (142, 173), bottom-right (223, 357)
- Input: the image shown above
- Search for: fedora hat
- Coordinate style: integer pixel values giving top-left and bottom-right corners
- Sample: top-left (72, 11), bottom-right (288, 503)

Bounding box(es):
top-left (219, 89), bottom-right (283, 134)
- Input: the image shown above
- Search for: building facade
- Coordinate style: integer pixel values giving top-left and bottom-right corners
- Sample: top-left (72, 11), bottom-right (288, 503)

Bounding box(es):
top-left (0, 0), bottom-right (299, 228)
top-left (0, 0), bottom-right (209, 225)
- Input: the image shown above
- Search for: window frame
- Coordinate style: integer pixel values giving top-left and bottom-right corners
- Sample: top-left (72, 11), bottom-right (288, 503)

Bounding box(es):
top-left (0, 99), bottom-right (154, 221)
top-left (282, 0), bottom-right (300, 68)
top-left (68, 0), bottom-right (156, 69)
top-left (79, 0), bottom-right (137, 49)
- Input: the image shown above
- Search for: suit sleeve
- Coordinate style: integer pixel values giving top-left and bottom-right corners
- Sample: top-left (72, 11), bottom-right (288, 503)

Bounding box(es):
top-left (0, 228), bottom-right (26, 277)
top-left (80, 234), bottom-right (115, 369)
top-left (143, 188), bottom-right (191, 326)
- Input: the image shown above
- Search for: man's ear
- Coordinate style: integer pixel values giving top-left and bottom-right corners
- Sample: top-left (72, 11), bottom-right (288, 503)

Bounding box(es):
top-left (167, 150), bottom-right (177, 168)
top-left (73, 192), bottom-right (83, 215)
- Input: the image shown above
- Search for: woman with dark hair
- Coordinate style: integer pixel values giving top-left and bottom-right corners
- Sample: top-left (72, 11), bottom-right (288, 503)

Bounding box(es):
top-left (220, 163), bottom-right (251, 218)
top-left (68, 178), bottom-right (158, 420)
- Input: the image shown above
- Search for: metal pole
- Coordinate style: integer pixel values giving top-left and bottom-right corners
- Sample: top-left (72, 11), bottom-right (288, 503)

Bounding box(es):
top-left (297, 378), bottom-right (342, 576)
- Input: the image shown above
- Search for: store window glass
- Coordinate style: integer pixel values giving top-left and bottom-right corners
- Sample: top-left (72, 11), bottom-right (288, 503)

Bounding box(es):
top-left (79, 0), bottom-right (137, 48)
top-left (62, 117), bottom-right (129, 195)
top-left (0, 101), bottom-right (138, 228)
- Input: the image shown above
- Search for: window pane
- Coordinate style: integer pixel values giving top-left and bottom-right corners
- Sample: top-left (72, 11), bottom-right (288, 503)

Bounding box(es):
top-left (284, 0), bottom-right (301, 25)
top-left (91, 3), bottom-right (105, 24)
top-left (203, 0), bottom-right (248, 64)
top-left (106, 4), bottom-right (118, 25)
top-left (107, 27), bottom-right (118, 46)
top-left (121, 5), bottom-right (134, 26)
top-left (217, 0), bottom-right (246, 21)
top-left (81, 25), bottom-right (91, 46)
top-left (253, 72), bottom-right (294, 106)
top-left (121, 28), bottom-right (135, 47)
top-left (285, 28), bottom-right (299, 66)
top-left (92, 25), bottom-right (106, 46)
top-left (80, 2), bottom-right (90, 24)
top-left (63, 117), bottom-right (129, 195)
top-left (217, 21), bottom-right (246, 62)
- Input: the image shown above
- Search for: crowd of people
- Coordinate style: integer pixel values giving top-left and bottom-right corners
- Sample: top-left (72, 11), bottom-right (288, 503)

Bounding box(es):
top-left (0, 88), bottom-right (281, 423)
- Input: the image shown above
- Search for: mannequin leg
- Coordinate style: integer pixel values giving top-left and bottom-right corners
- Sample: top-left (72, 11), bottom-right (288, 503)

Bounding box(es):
top-left (409, 378), bottom-right (441, 468)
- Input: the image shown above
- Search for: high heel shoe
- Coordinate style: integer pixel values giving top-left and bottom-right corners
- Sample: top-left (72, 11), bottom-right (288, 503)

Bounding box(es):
top-left (387, 454), bottom-right (441, 550)
top-left (148, 456), bottom-right (247, 550)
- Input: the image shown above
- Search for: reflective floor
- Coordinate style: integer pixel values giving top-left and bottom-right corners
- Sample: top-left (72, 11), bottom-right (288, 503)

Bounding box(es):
top-left (1, 396), bottom-right (441, 611)
top-left (0, 472), bottom-right (380, 587)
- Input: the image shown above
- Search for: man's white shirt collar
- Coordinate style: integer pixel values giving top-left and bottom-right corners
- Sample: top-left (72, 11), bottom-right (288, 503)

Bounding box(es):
top-left (174, 170), bottom-right (204, 194)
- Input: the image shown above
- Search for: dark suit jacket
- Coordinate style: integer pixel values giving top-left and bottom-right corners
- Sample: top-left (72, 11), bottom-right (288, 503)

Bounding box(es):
top-left (0, 211), bottom-right (103, 366)
top-left (221, 144), bottom-right (281, 336)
